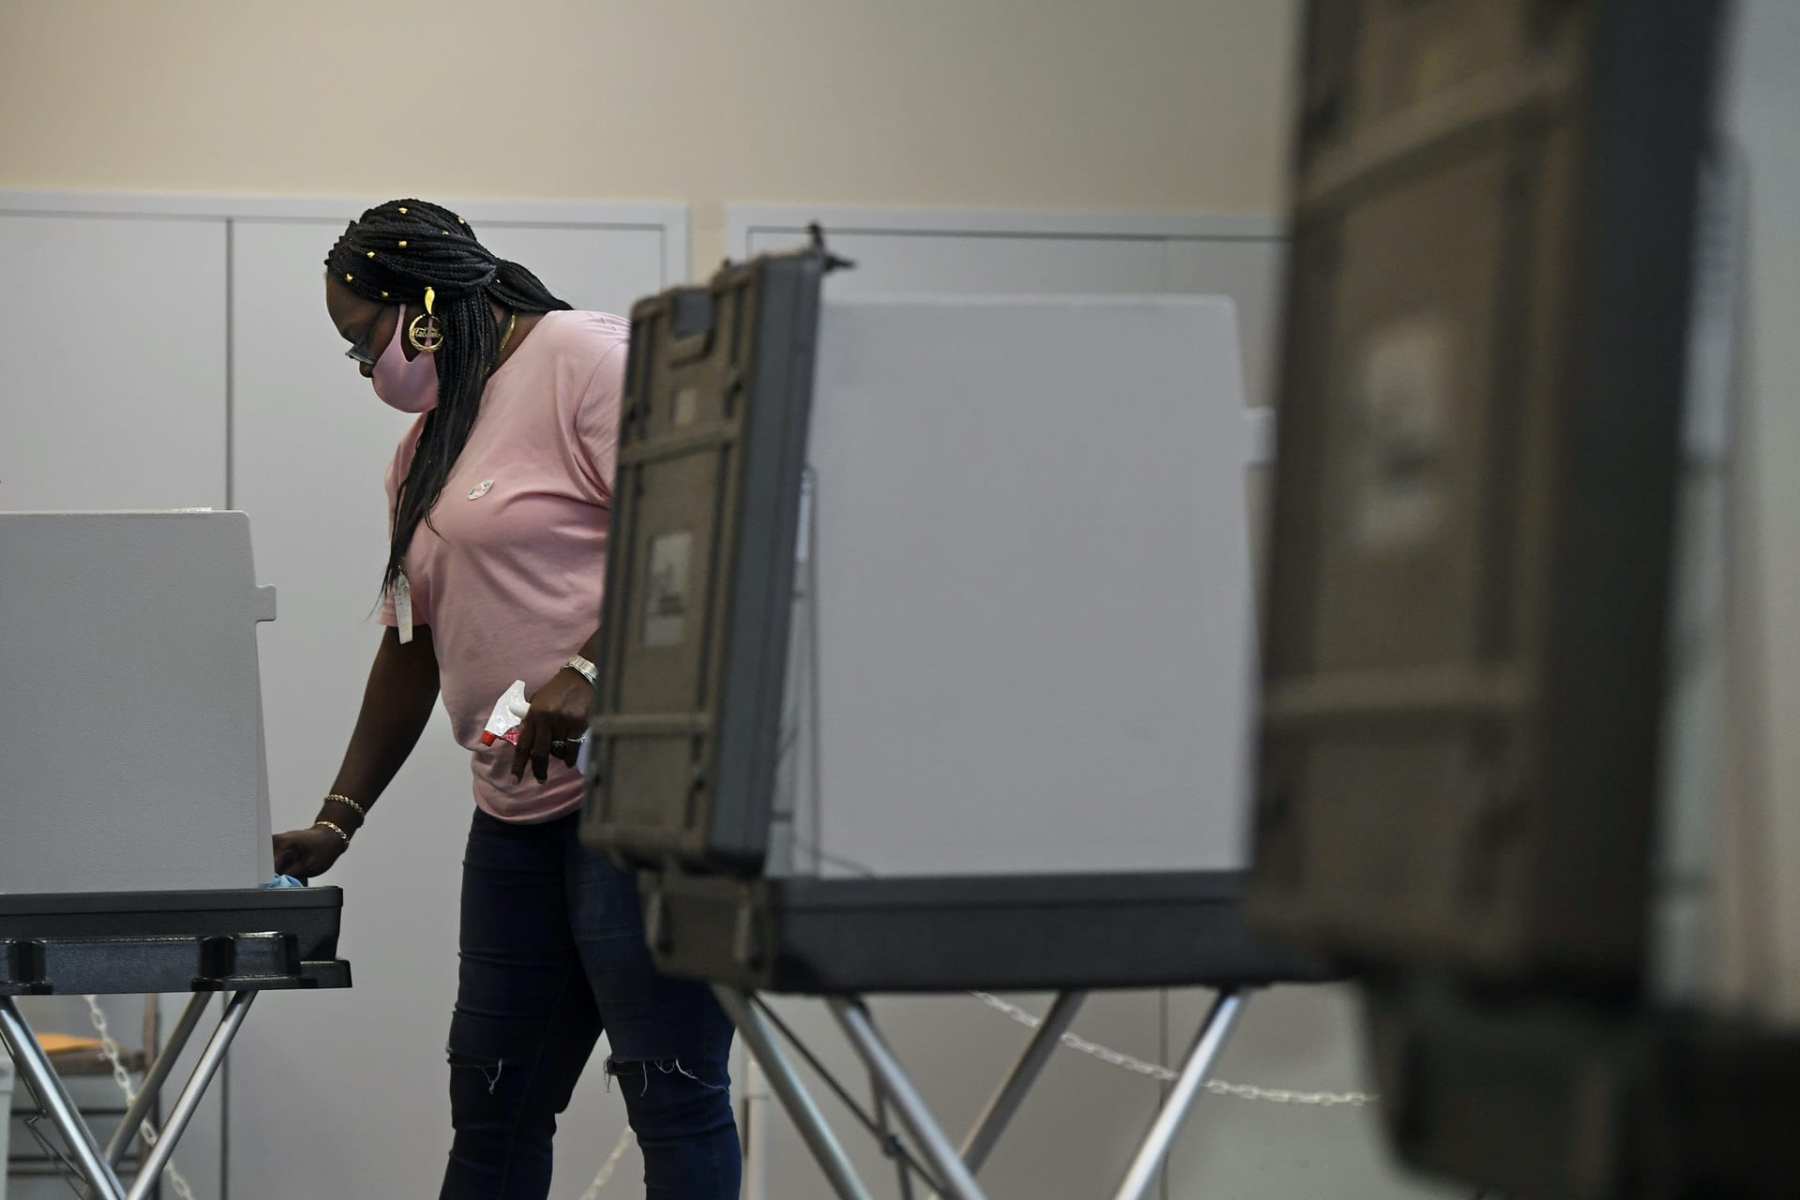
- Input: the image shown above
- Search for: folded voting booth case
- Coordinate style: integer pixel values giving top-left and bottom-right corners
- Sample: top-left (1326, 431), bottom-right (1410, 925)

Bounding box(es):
top-left (582, 248), bottom-right (1333, 1199)
top-left (0, 512), bottom-right (350, 1200)
top-left (1242, 3), bottom-right (1800, 1197)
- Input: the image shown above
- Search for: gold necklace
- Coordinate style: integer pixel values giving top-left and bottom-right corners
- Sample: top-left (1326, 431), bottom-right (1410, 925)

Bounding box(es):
top-left (498, 311), bottom-right (519, 354)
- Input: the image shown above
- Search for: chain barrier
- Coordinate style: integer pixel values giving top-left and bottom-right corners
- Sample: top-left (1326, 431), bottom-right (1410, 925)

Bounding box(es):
top-left (971, 992), bottom-right (1379, 1109)
top-left (84, 994), bottom-right (199, 1200)
top-left (576, 1127), bottom-right (635, 1199)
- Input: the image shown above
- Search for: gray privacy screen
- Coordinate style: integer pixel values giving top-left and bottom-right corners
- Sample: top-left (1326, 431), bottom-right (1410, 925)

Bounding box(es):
top-left (770, 294), bottom-right (1256, 878)
top-left (1, 511), bottom-right (276, 893)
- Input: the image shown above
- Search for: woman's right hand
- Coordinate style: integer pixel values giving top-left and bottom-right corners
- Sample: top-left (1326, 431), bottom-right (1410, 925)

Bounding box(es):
top-left (272, 826), bottom-right (349, 880)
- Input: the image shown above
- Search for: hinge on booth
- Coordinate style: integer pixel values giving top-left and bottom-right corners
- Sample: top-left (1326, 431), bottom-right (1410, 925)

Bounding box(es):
top-left (193, 932), bottom-right (302, 990)
top-left (807, 223), bottom-right (856, 274)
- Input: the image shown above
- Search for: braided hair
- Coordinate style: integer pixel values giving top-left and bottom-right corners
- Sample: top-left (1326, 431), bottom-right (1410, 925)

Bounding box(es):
top-left (325, 198), bottom-right (572, 595)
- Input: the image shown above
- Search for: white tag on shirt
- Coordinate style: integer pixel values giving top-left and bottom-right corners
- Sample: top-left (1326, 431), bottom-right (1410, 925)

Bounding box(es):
top-left (394, 574), bottom-right (414, 645)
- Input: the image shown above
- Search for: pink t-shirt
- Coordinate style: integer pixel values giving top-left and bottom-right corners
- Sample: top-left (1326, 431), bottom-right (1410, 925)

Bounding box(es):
top-left (380, 310), bottom-right (628, 823)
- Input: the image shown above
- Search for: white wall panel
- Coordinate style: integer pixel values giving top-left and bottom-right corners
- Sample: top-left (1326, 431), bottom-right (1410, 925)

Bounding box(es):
top-left (0, 212), bottom-right (226, 511)
top-left (469, 222), bottom-right (668, 316)
top-left (733, 206), bottom-right (1289, 408)
top-left (749, 227), bottom-right (1172, 295)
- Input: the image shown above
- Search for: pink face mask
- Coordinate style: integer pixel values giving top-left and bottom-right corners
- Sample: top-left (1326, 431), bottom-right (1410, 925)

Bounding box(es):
top-left (371, 305), bottom-right (440, 414)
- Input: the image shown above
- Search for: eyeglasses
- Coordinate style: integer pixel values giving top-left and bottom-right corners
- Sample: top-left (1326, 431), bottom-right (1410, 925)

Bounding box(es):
top-left (344, 323), bottom-right (380, 366)
top-left (344, 306), bottom-right (396, 366)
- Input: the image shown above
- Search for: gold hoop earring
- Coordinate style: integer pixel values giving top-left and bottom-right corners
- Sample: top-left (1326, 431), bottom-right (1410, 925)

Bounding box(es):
top-left (408, 285), bottom-right (444, 354)
top-left (407, 311), bottom-right (444, 354)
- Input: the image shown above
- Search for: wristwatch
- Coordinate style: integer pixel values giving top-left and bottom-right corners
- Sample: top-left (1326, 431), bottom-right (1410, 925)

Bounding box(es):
top-left (564, 654), bottom-right (598, 686)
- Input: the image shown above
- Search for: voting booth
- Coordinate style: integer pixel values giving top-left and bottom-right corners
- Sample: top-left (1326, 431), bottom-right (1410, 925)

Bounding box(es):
top-left (582, 247), bottom-right (1330, 1200)
top-left (0, 511), bottom-right (348, 1200)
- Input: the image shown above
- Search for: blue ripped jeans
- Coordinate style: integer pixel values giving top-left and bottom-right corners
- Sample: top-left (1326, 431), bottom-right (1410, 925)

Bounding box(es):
top-left (440, 808), bottom-right (740, 1199)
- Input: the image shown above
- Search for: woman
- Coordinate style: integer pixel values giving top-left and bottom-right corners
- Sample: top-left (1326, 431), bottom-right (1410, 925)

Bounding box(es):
top-left (272, 198), bottom-right (741, 1199)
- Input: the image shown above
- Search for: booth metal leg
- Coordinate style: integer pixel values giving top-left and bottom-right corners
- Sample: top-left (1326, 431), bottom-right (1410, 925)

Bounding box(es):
top-left (124, 991), bottom-right (255, 1200)
top-left (870, 1083), bottom-right (916, 1200)
top-left (2, 991), bottom-right (256, 1200)
top-left (105, 992), bottom-right (212, 1167)
top-left (830, 999), bottom-right (990, 1200)
top-left (0, 995), bottom-right (129, 1200)
top-left (715, 987), bottom-right (874, 1200)
top-left (1109, 989), bottom-right (1246, 1200)
top-left (961, 990), bottom-right (1087, 1173)
top-left (716, 987), bottom-right (1251, 1200)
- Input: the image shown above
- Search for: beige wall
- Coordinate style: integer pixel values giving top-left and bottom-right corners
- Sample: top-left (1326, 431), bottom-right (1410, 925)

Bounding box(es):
top-left (0, 0), bottom-right (1298, 267)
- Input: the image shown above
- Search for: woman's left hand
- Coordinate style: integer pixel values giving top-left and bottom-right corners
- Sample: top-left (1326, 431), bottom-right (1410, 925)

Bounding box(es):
top-left (511, 667), bottom-right (592, 783)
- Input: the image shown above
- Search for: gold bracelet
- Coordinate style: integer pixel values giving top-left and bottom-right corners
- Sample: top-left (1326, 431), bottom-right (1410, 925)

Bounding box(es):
top-left (314, 819), bottom-right (351, 845)
top-left (323, 793), bottom-right (367, 818)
